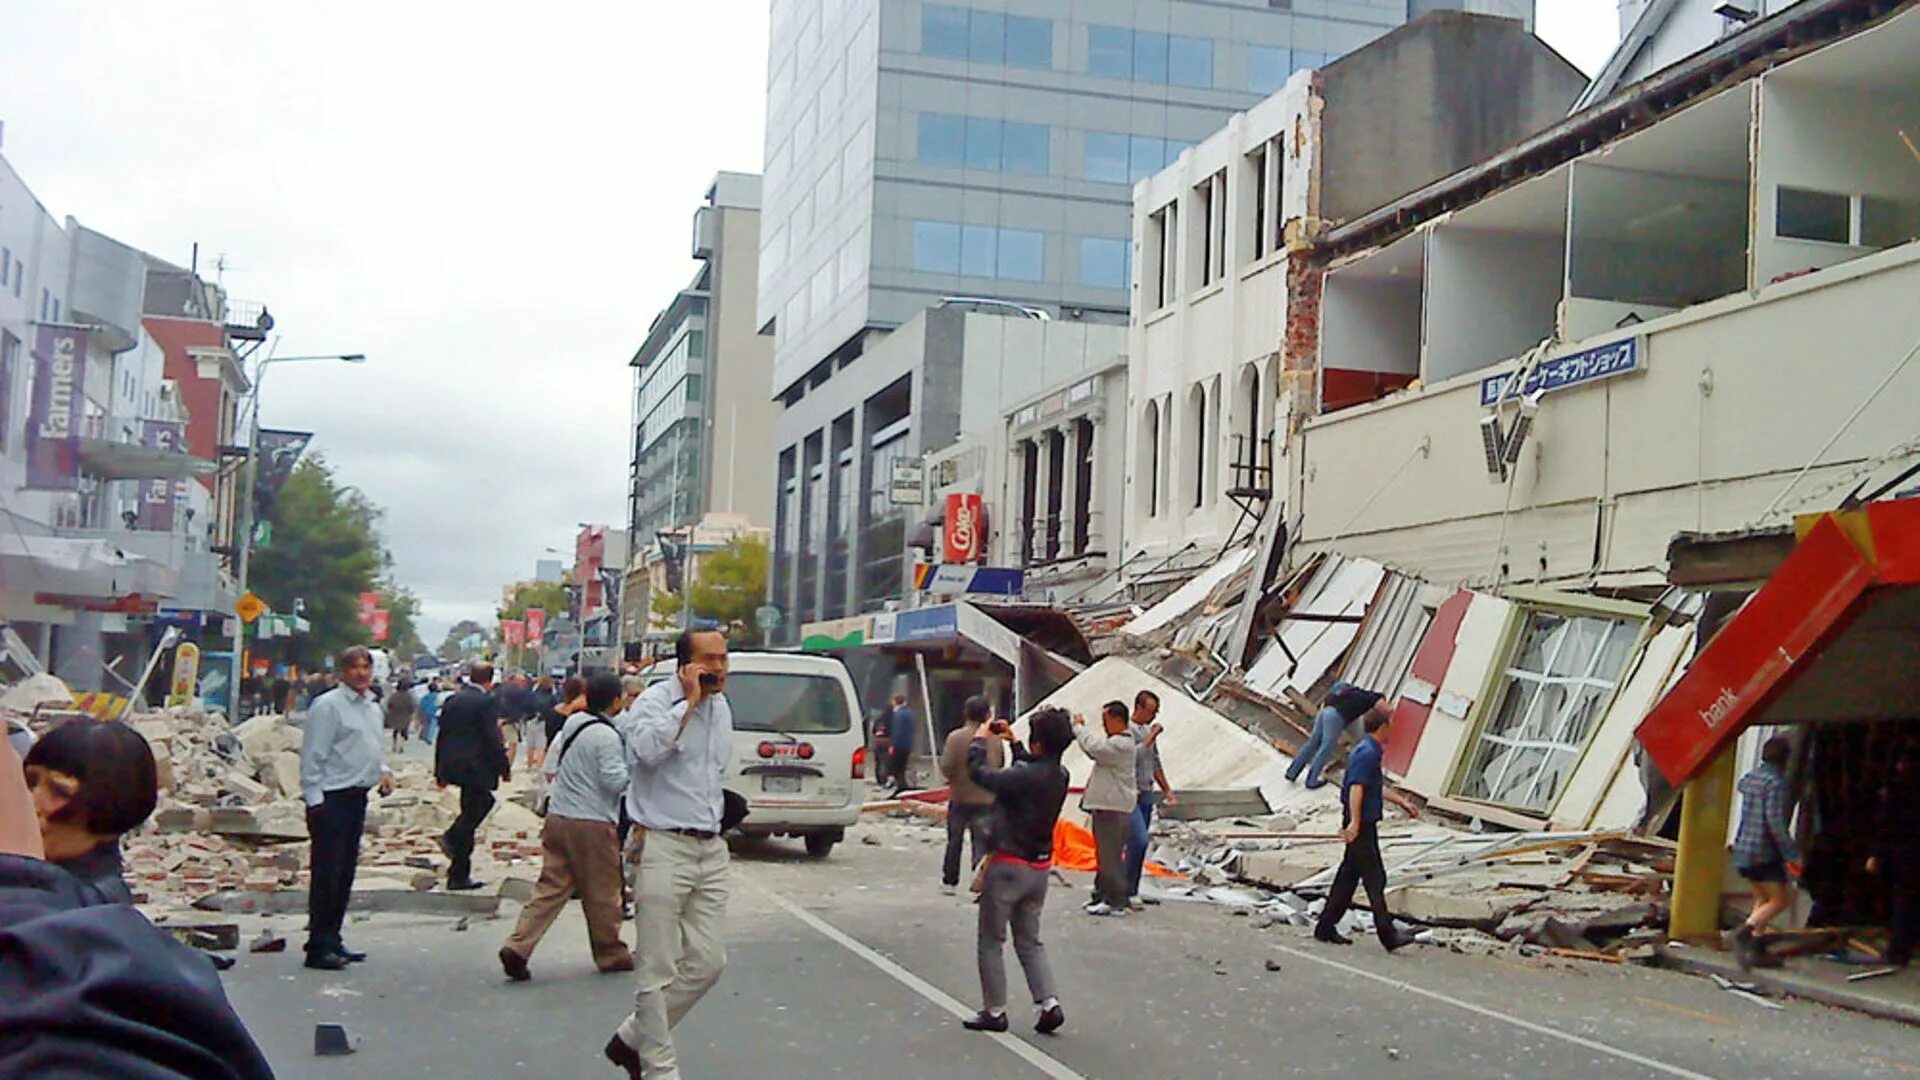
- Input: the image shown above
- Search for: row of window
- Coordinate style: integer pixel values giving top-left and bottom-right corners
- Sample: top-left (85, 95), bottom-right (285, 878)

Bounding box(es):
top-left (0, 246), bottom-right (22, 298)
top-left (921, 5), bottom-right (1053, 69)
top-left (911, 114), bottom-right (1193, 184)
top-left (908, 221), bottom-right (1132, 291)
top-left (919, 5), bottom-right (1332, 93)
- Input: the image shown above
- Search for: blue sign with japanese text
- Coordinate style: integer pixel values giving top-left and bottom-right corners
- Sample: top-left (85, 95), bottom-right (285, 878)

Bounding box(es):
top-left (1479, 337), bottom-right (1641, 407)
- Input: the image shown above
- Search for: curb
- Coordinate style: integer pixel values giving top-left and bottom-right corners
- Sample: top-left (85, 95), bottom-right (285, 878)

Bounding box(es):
top-left (1655, 946), bottom-right (1920, 1027)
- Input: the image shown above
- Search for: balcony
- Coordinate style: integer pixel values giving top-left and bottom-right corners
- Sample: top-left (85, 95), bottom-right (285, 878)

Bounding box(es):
top-left (222, 298), bottom-right (273, 343)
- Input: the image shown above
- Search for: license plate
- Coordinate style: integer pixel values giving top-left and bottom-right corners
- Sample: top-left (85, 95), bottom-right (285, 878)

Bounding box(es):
top-left (763, 775), bottom-right (803, 794)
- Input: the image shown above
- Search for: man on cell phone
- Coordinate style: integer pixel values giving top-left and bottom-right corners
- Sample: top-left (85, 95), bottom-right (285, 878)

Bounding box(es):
top-left (605, 630), bottom-right (734, 1080)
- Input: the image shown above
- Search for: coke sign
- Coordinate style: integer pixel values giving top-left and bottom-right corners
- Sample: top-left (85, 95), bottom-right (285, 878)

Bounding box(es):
top-left (943, 493), bottom-right (984, 564)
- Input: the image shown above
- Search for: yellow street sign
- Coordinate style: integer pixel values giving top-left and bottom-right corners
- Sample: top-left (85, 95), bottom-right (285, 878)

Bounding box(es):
top-left (236, 592), bottom-right (267, 623)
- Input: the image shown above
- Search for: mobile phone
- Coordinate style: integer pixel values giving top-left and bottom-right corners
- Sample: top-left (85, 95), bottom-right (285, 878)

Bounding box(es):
top-left (698, 671), bottom-right (720, 690)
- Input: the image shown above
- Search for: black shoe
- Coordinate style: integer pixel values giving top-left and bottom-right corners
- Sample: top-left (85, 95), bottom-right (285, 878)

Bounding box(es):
top-left (962, 1011), bottom-right (1010, 1033)
top-left (337, 947), bottom-right (368, 963)
top-left (1383, 930), bottom-right (1417, 953)
top-left (303, 951), bottom-right (350, 971)
top-left (447, 878), bottom-right (486, 892)
top-left (1035, 1003), bottom-right (1065, 1035)
top-left (499, 946), bottom-right (531, 982)
top-left (1314, 928), bottom-right (1354, 946)
top-left (603, 1034), bottom-right (643, 1078)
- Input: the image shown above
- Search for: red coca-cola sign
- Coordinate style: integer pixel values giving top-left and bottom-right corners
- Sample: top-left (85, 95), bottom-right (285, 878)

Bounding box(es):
top-left (944, 493), bottom-right (983, 564)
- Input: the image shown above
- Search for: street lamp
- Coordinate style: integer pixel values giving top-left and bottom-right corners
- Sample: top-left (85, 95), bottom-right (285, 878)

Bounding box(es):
top-left (227, 350), bottom-right (368, 724)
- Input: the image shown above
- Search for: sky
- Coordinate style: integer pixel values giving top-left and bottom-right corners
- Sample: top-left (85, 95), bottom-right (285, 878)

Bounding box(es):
top-left (0, 1), bottom-right (1620, 644)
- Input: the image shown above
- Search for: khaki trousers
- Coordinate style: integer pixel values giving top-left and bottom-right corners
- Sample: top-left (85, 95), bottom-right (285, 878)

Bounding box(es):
top-left (502, 815), bottom-right (631, 970)
top-left (616, 828), bottom-right (729, 1080)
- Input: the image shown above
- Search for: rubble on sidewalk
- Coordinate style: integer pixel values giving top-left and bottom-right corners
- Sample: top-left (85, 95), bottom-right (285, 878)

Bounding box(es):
top-left (22, 705), bottom-right (551, 919)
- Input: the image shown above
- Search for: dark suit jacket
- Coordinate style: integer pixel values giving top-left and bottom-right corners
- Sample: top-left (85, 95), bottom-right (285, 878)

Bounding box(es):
top-left (434, 686), bottom-right (509, 790)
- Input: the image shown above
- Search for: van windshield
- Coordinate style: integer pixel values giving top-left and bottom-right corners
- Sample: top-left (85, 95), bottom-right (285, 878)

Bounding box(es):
top-left (722, 673), bottom-right (851, 734)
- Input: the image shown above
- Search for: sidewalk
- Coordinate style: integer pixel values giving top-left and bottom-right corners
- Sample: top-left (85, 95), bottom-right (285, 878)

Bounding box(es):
top-left (1657, 943), bottom-right (1920, 1026)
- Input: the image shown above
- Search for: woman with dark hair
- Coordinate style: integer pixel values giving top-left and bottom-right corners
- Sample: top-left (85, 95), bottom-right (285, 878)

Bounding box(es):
top-left (22, 720), bottom-right (160, 904)
top-left (543, 674), bottom-right (587, 747)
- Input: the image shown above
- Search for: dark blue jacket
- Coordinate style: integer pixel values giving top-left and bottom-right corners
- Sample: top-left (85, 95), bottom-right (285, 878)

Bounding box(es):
top-left (0, 854), bottom-right (274, 1078)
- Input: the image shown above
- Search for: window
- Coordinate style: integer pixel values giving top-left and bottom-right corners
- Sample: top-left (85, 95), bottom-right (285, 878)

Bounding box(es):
top-left (1084, 132), bottom-right (1129, 183)
top-left (0, 248), bottom-right (8, 286)
top-left (913, 220), bottom-right (962, 273)
top-left (1248, 45), bottom-right (1291, 94)
top-left (12, 262), bottom-right (22, 298)
top-left (1001, 122), bottom-right (1050, 174)
top-left (1088, 25), bottom-right (1212, 86)
top-left (810, 262), bottom-right (837, 316)
top-left (924, 4), bottom-right (1052, 68)
top-left (997, 228), bottom-right (1044, 281)
top-left (51, 299), bottom-right (59, 322)
top-left (922, 4), bottom-right (969, 58)
top-left (912, 221), bottom-right (1045, 281)
top-left (1777, 187), bottom-right (1851, 244)
top-left (0, 331), bottom-right (17, 447)
top-left (964, 117), bottom-right (1001, 170)
top-left (1293, 50), bottom-right (1328, 73)
top-left (918, 113), bottom-right (966, 166)
top-left (725, 673), bottom-right (853, 734)
top-left (1148, 202), bottom-right (1178, 308)
top-left (1005, 15), bottom-right (1052, 69)
top-left (1195, 170), bottom-right (1225, 287)
top-left (922, 114), bottom-right (1049, 174)
top-left (1079, 237), bottom-right (1130, 289)
top-left (1862, 196), bottom-right (1920, 249)
top-left (1455, 610), bottom-right (1639, 814)
top-left (1168, 35), bottom-right (1213, 88)
top-left (39, 289), bottom-right (48, 322)
top-left (1248, 144), bottom-right (1271, 261)
top-left (1088, 25), bottom-right (1131, 78)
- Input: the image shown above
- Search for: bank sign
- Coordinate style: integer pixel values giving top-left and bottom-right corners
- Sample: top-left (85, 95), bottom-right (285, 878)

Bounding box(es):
top-left (1479, 336), bottom-right (1640, 407)
top-left (26, 324), bottom-right (88, 490)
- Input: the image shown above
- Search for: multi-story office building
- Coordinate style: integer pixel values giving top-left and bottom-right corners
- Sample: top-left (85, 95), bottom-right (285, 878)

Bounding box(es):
top-left (760, 0), bottom-right (1533, 637)
top-left (627, 174), bottom-right (776, 546)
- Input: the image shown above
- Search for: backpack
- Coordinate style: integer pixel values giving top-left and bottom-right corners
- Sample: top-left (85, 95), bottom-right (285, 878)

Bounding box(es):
top-left (534, 716), bottom-right (616, 818)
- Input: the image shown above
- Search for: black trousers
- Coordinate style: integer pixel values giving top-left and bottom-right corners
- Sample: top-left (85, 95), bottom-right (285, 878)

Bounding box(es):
top-left (887, 747), bottom-right (913, 791)
top-left (943, 802), bottom-right (992, 887)
top-left (306, 786), bottom-right (370, 957)
top-left (1315, 822), bottom-right (1399, 949)
top-left (444, 784), bottom-right (495, 884)
top-left (1887, 850), bottom-right (1919, 967)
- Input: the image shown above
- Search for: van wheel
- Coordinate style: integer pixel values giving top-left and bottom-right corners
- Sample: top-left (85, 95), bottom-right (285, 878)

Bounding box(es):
top-left (804, 834), bottom-right (836, 859)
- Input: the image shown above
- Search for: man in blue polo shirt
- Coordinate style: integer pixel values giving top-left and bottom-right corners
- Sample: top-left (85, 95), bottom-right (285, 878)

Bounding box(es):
top-left (1314, 704), bottom-right (1421, 951)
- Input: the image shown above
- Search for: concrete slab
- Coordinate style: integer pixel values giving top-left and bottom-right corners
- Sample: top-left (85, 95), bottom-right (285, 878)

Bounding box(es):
top-left (1658, 944), bottom-right (1920, 1027)
top-left (192, 888), bottom-right (501, 917)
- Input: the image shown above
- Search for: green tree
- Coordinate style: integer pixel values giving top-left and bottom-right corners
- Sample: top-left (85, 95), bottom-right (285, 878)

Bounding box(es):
top-left (500, 580), bottom-right (570, 622)
top-left (250, 456), bottom-right (384, 662)
top-left (439, 619), bottom-right (488, 659)
top-left (656, 537), bottom-right (769, 647)
top-left (376, 579), bottom-right (426, 659)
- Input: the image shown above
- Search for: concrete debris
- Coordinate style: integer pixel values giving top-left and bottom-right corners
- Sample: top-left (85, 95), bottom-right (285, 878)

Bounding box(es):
top-left (249, 931), bottom-right (288, 954)
top-left (30, 706), bottom-right (551, 923)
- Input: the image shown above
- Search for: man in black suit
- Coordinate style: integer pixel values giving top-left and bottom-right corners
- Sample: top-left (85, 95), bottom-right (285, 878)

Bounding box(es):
top-left (435, 661), bottom-right (510, 891)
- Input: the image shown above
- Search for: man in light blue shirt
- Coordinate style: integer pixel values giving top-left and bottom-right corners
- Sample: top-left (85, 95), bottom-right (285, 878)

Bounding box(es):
top-left (607, 630), bottom-right (734, 1080)
top-left (297, 646), bottom-right (392, 971)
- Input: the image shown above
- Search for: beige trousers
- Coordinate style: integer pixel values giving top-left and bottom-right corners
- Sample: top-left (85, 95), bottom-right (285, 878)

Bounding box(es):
top-left (615, 828), bottom-right (729, 1080)
top-left (501, 815), bottom-right (631, 970)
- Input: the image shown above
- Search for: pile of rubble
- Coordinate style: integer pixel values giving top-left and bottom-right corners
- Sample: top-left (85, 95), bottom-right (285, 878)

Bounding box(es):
top-left (112, 709), bottom-right (544, 911)
top-left (1146, 803), bottom-right (1676, 966)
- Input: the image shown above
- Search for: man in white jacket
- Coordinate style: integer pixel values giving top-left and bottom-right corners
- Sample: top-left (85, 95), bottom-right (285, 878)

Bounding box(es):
top-left (1074, 701), bottom-right (1137, 917)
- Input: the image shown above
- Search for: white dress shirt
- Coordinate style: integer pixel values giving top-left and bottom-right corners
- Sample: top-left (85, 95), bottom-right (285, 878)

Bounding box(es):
top-left (620, 678), bottom-right (732, 832)
top-left (299, 685), bottom-right (390, 807)
top-left (545, 711), bottom-right (629, 824)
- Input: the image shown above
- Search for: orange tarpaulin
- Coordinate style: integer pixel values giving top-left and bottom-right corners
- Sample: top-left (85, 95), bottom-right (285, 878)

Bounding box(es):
top-left (1051, 818), bottom-right (1184, 879)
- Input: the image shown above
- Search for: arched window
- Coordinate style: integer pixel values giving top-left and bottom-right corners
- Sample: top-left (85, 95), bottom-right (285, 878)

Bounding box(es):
top-left (1138, 399), bottom-right (1162, 517)
top-left (1236, 363), bottom-right (1262, 484)
top-left (1186, 383), bottom-right (1207, 510)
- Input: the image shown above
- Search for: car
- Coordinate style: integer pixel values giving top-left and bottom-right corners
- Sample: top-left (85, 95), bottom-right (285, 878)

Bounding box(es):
top-left (641, 651), bottom-right (867, 858)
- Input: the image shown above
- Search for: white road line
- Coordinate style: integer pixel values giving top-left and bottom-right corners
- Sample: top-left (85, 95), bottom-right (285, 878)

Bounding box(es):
top-left (1269, 944), bottom-right (1716, 1080)
top-left (759, 888), bottom-right (1089, 1080)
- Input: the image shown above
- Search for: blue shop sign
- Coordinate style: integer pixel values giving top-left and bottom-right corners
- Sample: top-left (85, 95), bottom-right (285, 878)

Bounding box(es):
top-left (893, 604), bottom-right (960, 643)
top-left (1480, 337), bottom-right (1641, 407)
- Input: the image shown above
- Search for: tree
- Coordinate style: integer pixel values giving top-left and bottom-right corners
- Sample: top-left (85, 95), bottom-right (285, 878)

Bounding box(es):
top-left (657, 537), bottom-right (769, 647)
top-left (439, 619), bottom-right (488, 659)
top-left (376, 579), bottom-right (426, 659)
top-left (500, 580), bottom-right (570, 622)
top-left (250, 456), bottom-right (384, 662)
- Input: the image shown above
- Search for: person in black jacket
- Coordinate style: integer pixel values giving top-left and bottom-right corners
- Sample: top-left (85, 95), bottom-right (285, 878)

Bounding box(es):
top-left (435, 661), bottom-right (511, 890)
top-left (2, 728), bottom-right (275, 1080)
top-left (1869, 747), bottom-right (1920, 969)
top-left (23, 719), bottom-right (159, 905)
top-left (961, 706), bottom-right (1072, 1037)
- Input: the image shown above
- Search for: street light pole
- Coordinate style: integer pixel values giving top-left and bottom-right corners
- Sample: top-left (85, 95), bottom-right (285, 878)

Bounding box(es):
top-left (227, 351), bottom-right (367, 725)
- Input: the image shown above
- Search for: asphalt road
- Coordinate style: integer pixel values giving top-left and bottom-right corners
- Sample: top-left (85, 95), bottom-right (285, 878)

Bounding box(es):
top-left (218, 816), bottom-right (1920, 1079)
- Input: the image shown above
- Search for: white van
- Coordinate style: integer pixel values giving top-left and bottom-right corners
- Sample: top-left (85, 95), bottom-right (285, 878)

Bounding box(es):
top-left (645, 651), bottom-right (867, 858)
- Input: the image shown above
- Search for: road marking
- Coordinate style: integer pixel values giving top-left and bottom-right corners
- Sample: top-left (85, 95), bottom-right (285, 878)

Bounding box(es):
top-left (759, 889), bottom-right (1088, 1080)
top-left (1270, 944), bottom-right (1715, 1080)
top-left (1632, 995), bottom-right (1732, 1027)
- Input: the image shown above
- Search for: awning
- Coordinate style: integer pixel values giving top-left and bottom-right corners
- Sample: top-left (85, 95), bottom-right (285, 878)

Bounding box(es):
top-left (76, 438), bottom-right (216, 481)
top-left (0, 534), bottom-right (180, 599)
top-left (1636, 498), bottom-right (1920, 785)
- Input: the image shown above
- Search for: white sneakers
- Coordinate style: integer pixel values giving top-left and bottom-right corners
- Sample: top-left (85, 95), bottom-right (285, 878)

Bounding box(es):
top-left (941, 883), bottom-right (958, 896)
top-left (1083, 901), bottom-right (1125, 917)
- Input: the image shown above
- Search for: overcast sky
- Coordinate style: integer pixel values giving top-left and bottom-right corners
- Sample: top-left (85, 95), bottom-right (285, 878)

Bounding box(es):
top-left (0, 1), bottom-right (1620, 644)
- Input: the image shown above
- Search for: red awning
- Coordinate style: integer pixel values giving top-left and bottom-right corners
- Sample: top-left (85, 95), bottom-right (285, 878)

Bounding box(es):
top-left (1636, 498), bottom-right (1920, 786)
